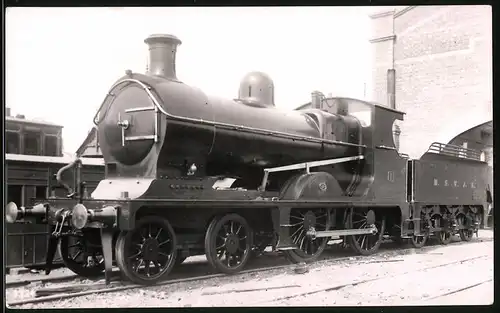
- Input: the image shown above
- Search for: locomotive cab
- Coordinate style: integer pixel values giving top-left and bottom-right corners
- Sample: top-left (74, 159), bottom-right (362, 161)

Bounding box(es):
top-left (368, 104), bottom-right (408, 203)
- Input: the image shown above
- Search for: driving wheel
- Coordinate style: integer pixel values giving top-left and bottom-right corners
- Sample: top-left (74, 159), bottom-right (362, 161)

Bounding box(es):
top-left (346, 208), bottom-right (386, 256)
top-left (283, 208), bottom-right (332, 263)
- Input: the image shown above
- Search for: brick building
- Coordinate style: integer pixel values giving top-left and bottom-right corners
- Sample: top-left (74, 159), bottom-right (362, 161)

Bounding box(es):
top-left (369, 5), bottom-right (492, 162)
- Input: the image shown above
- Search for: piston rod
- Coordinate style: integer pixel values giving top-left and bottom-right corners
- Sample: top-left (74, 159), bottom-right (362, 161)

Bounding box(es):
top-left (306, 225), bottom-right (378, 240)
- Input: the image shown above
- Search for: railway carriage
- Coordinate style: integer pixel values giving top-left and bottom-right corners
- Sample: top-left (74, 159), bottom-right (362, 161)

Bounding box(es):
top-left (4, 112), bottom-right (106, 271)
top-left (5, 154), bottom-right (105, 271)
top-left (5, 33), bottom-right (491, 285)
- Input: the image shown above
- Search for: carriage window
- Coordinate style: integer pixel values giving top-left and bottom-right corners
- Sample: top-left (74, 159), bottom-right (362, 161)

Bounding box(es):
top-left (6, 131), bottom-right (20, 154)
top-left (24, 131), bottom-right (41, 155)
top-left (7, 185), bottom-right (23, 206)
top-left (44, 135), bottom-right (59, 156)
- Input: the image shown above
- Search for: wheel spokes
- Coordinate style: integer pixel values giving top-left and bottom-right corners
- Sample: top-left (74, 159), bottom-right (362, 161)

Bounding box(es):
top-left (351, 210), bottom-right (382, 252)
top-left (289, 209), bottom-right (330, 257)
top-left (127, 222), bottom-right (175, 279)
top-left (213, 220), bottom-right (249, 269)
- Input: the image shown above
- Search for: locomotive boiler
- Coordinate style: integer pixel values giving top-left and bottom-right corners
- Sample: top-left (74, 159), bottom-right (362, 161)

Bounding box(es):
top-left (5, 33), bottom-right (489, 286)
top-left (97, 34), bottom-right (364, 191)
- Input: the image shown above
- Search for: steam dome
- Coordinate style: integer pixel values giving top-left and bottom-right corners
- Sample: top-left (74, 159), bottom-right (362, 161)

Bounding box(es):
top-left (237, 71), bottom-right (275, 108)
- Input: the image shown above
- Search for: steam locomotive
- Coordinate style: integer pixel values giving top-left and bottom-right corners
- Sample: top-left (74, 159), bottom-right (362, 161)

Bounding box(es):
top-left (5, 34), bottom-right (491, 286)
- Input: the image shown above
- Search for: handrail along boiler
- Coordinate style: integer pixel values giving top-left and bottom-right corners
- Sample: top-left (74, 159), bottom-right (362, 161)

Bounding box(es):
top-left (5, 33), bottom-right (490, 285)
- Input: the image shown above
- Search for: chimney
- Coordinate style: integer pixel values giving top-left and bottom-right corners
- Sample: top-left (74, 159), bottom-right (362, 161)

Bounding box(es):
top-left (6, 107), bottom-right (11, 117)
top-left (387, 69), bottom-right (396, 109)
top-left (144, 34), bottom-right (182, 80)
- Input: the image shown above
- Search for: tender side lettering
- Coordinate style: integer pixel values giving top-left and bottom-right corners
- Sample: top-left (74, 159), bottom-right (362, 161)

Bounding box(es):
top-left (432, 178), bottom-right (477, 189)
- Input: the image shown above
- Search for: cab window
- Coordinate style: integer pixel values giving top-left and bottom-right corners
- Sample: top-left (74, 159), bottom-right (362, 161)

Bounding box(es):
top-left (348, 101), bottom-right (372, 127)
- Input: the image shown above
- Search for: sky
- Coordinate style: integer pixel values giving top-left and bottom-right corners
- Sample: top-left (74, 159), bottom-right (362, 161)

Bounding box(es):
top-left (6, 7), bottom-right (374, 154)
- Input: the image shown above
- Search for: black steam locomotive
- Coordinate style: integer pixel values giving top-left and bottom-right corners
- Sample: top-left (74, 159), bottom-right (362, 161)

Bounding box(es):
top-left (5, 34), bottom-right (491, 285)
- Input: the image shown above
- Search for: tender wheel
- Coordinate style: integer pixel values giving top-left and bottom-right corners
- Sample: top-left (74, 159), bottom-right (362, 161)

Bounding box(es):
top-left (437, 231), bottom-right (452, 245)
top-left (115, 216), bottom-right (177, 285)
top-left (59, 230), bottom-right (105, 278)
top-left (347, 208), bottom-right (386, 256)
top-left (410, 235), bottom-right (427, 248)
top-left (457, 214), bottom-right (474, 242)
top-left (283, 208), bottom-right (331, 263)
top-left (204, 213), bottom-right (253, 275)
top-left (435, 215), bottom-right (453, 245)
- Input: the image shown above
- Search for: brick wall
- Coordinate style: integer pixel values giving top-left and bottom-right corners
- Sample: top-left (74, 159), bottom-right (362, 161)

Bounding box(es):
top-left (370, 5), bottom-right (492, 159)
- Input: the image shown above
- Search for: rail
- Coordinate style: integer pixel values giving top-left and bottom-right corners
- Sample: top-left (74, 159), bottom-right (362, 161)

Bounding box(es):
top-left (426, 142), bottom-right (482, 161)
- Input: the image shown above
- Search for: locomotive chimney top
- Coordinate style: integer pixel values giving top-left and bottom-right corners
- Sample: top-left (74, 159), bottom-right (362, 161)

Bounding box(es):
top-left (144, 34), bottom-right (182, 80)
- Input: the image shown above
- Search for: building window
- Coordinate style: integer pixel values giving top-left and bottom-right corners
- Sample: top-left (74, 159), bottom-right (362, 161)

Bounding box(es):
top-left (6, 131), bottom-right (20, 154)
top-left (44, 135), bottom-right (59, 157)
top-left (24, 131), bottom-right (41, 155)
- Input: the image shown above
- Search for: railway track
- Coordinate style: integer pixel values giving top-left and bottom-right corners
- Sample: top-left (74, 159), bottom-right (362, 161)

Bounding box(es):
top-left (258, 254), bottom-right (490, 305)
top-left (7, 236), bottom-right (493, 307)
top-left (425, 279), bottom-right (493, 301)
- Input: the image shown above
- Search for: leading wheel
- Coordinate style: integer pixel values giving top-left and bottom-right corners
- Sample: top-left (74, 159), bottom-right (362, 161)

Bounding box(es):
top-left (115, 216), bottom-right (177, 285)
top-left (283, 208), bottom-right (331, 263)
top-left (59, 230), bottom-right (105, 278)
top-left (346, 208), bottom-right (386, 256)
top-left (204, 213), bottom-right (253, 275)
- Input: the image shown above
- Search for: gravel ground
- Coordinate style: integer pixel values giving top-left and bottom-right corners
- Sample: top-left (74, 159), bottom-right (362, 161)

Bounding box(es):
top-left (7, 230), bottom-right (494, 308)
